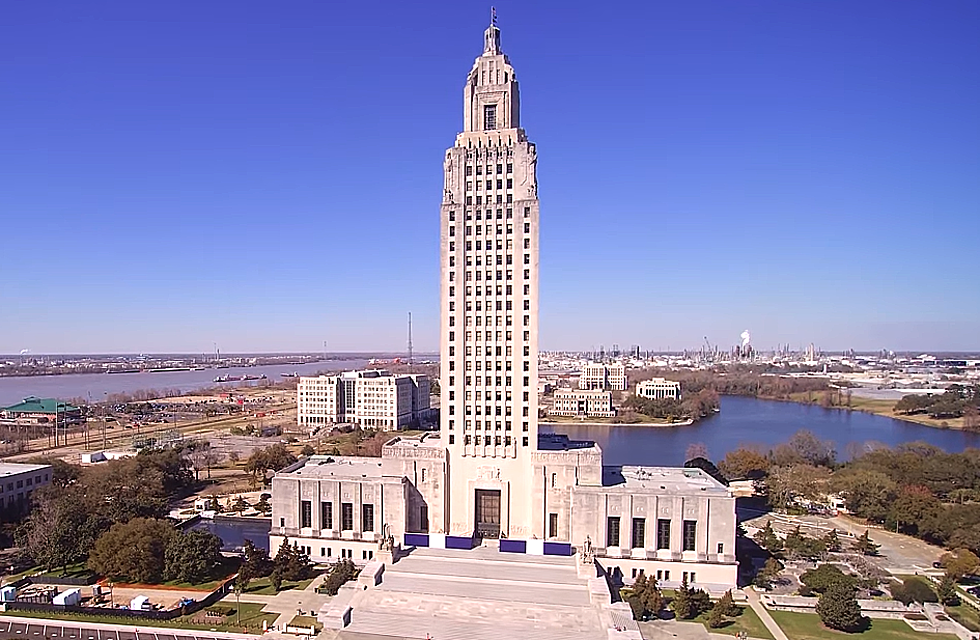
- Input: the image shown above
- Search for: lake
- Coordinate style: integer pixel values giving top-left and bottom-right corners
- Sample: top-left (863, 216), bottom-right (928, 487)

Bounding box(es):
top-left (0, 359), bottom-right (368, 406)
top-left (543, 395), bottom-right (980, 466)
top-left (188, 516), bottom-right (272, 552)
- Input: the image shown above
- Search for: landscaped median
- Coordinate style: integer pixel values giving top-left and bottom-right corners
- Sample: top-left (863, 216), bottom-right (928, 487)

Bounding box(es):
top-left (767, 610), bottom-right (959, 640)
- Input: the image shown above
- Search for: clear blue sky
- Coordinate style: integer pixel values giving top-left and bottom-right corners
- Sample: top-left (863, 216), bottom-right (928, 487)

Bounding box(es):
top-left (2, 1), bottom-right (978, 354)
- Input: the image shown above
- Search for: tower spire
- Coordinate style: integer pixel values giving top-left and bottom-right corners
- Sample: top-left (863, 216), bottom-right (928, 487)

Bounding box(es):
top-left (484, 8), bottom-right (501, 54)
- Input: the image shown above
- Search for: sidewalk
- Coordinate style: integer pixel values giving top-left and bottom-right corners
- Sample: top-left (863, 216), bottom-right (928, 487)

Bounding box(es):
top-left (744, 587), bottom-right (789, 640)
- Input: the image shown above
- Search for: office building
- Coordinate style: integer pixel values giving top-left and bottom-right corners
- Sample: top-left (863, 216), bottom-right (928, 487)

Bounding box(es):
top-left (297, 370), bottom-right (431, 430)
top-left (635, 378), bottom-right (681, 401)
top-left (550, 389), bottom-right (616, 418)
top-left (579, 362), bottom-right (627, 391)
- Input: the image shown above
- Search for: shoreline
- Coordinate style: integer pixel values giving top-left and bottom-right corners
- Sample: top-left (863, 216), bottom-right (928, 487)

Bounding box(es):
top-left (541, 418), bottom-right (696, 428)
top-left (752, 393), bottom-right (969, 432)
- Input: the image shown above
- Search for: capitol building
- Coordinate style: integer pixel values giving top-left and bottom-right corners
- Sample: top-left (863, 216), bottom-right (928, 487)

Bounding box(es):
top-left (270, 16), bottom-right (737, 626)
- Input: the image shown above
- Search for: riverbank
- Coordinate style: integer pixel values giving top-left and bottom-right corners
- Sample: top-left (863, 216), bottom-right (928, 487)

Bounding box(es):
top-left (540, 418), bottom-right (694, 428)
top-left (778, 392), bottom-right (968, 431)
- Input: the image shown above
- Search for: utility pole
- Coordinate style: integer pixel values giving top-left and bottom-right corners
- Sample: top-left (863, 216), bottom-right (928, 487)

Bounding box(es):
top-left (407, 312), bottom-right (414, 365)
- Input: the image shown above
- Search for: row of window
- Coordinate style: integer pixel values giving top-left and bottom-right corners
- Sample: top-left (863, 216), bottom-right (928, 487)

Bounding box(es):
top-left (445, 375), bottom-right (532, 388)
top-left (464, 163), bottom-right (511, 176)
top-left (298, 501), bottom-right (374, 532)
top-left (607, 517), bottom-right (707, 552)
top-left (449, 434), bottom-right (531, 447)
top-left (452, 223), bottom-right (531, 237)
top-left (447, 419), bottom-right (529, 431)
top-left (448, 286), bottom-right (532, 301)
top-left (448, 240), bottom-right (531, 254)
top-left (448, 314), bottom-right (531, 331)
top-left (466, 179), bottom-right (513, 191)
top-left (447, 206), bottom-right (532, 222)
top-left (466, 194), bottom-right (512, 205)
top-left (448, 357), bottom-right (531, 372)
top-left (448, 269), bottom-right (532, 283)
top-left (627, 568), bottom-right (698, 584)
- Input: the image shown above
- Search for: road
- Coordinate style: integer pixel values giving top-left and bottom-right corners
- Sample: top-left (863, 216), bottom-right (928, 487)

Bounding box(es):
top-left (0, 619), bottom-right (251, 640)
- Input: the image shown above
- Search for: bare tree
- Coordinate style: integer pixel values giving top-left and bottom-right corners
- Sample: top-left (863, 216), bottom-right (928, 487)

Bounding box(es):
top-left (685, 442), bottom-right (709, 462)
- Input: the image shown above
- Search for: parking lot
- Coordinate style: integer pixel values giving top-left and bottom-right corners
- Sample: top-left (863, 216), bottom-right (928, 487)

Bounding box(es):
top-left (0, 620), bottom-right (245, 640)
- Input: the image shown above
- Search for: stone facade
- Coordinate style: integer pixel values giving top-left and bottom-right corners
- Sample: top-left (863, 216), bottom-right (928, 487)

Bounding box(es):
top-left (635, 378), bottom-right (680, 400)
top-left (271, 17), bottom-right (737, 592)
top-left (550, 389), bottom-right (616, 418)
top-left (297, 370), bottom-right (430, 430)
top-left (579, 363), bottom-right (627, 391)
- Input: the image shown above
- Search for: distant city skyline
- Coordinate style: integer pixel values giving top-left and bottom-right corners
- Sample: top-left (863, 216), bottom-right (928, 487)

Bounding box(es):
top-left (2, 1), bottom-right (977, 354)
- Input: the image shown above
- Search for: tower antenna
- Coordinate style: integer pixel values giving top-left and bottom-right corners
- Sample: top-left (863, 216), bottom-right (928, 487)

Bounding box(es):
top-left (407, 311), bottom-right (414, 365)
top-left (491, 6), bottom-right (497, 26)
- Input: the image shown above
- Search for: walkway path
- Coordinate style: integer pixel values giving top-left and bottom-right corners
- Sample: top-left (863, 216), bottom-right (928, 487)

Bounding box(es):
top-left (744, 588), bottom-right (788, 640)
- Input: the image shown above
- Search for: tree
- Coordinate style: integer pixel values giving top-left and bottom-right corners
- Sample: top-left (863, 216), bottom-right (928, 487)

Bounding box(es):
top-left (765, 464), bottom-right (830, 508)
top-left (754, 557), bottom-right (784, 589)
top-left (891, 578), bottom-right (938, 605)
top-left (274, 538), bottom-right (312, 582)
top-left (707, 602), bottom-right (727, 629)
top-left (716, 590), bottom-right (739, 617)
top-left (300, 444), bottom-right (315, 457)
top-left (753, 521), bottom-right (783, 553)
top-left (851, 530), bottom-right (880, 556)
top-left (940, 548), bottom-right (980, 580)
top-left (685, 442), bottom-right (709, 463)
top-left (800, 564), bottom-right (856, 595)
top-left (87, 518), bottom-right (176, 583)
top-left (164, 529), bottom-right (224, 584)
top-left (938, 574), bottom-right (960, 607)
top-left (20, 488), bottom-right (90, 573)
top-left (888, 485), bottom-right (942, 535)
top-left (622, 572), bottom-right (664, 621)
top-left (320, 558), bottom-right (358, 596)
top-left (240, 539), bottom-right (273, 581)
top-left (671, 575), bottom-right (695, 619)
top-left (823, 529), bottom-right (842, 553)
top-left (719, 447), bottom-right (770, 480)
top-left (245, 444), bottom-right (297, 487)
top-left (831, 469), bottom-right (898, 523)
top-left (816, 583), bottom-right (865, 632)
top-left (269, 568), bottom-right (283, 593)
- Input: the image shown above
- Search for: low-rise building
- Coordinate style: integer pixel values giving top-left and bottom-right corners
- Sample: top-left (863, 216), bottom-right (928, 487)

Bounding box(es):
top-left (297, 370), bottom-right (431, 431)
top-left (0, 463), bottom-right (53, 521)
top-left (0, 397), bottom-right (83, 426)
top-left (270, 433), bottom-right (737, 591)
top-left (635, 378), bottom-right (681, 401)
top-left (579, 362), bottom-right (627, 391)
top-left (550, 389), bottom-right (616, 418)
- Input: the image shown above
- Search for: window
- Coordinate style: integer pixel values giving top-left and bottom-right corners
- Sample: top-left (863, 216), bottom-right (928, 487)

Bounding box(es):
top-left (420, 505), bottom-right (429, 531)
top-left (363, 504), bottom-right (375, 532)
top-left (607, 516), bottom-right (621, 547)
top-left (683, 520), bottom-right (697, 551)
top-left (632, 518), bottom-right (646, 549)
top-left (484, 104), bottom-right (497, 130)
top-left (341, 503), bottom-right (354, 530)
top-left (717, 542), bottom-right (724, 554)
top-left (300, 501), bottom-right (312, 528)
top-left (550, 472), bottom-right (557, 488)
top-left (280, 517), bottom-right (285, 527)
top-left (321, 502), bottom-right (333, 529)
top-left (548, 513), bottom-right (558, 538)
top-left (657, 519), bottom-right (671, 550)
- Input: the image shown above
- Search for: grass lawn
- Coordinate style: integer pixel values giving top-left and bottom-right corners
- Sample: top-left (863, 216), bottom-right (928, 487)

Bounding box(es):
top-left (768, 610), bottom-right (959, 640)
top-left (287, 615), bottom-right (321, 632)
top-left (244, 574), bottom-right (318, 595)
top-left (946, 603), bottom-right (980, 632)
top-left (693, 605), bottom-right (774, 640)
top-left (160, 557), bottom-right (240, 592)
top-left (8, 602), bottom-right (277, 633)
top-left (39, 562), bottom-right (96, 580)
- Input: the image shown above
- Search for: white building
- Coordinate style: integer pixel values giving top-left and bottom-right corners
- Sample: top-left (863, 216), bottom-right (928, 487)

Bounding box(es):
top-left (0, 462), bottom-right (52, 521)
top-left (579, 362), bottom-right (627, 391)
top-left (550, 389), bottom-right (616, 418)
top-left (272, 16), bottom-right (736, 594)
top-left (297, 370), bottom-right (431, 431)
top-left (636, 378), bottom-right (681, 401)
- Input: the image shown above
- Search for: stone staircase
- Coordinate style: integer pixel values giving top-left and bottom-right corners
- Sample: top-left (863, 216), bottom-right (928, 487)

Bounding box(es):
top-left (338, 547), bottom-right (608, 640)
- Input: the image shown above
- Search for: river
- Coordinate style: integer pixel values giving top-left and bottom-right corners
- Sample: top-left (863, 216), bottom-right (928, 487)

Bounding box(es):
top-left (544, 395), bottom-right (980, 466)
top-left (0, 360), bottom-right (368, 406)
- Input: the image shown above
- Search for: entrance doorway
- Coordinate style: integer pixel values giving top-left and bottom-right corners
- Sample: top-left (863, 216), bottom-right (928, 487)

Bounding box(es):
top-left (474, 489), bottom-right (501, 539)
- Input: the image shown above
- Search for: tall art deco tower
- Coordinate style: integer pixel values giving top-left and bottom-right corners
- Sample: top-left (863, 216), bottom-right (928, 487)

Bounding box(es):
top-left (439, 14), bottom-right (541, 539)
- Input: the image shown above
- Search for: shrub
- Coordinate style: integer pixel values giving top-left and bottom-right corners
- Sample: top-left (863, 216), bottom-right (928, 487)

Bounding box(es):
top-left (320, 559), bottom-right (358, 596)
top-left (816, 583), bottom-right (866, 632)
top-left (891, 578), bottom-right (938, 605)
top-left (800, 564), bottom-right (856, 594)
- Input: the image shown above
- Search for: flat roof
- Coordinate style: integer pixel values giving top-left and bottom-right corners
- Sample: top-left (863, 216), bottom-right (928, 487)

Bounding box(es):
top-left (277, 456), bottom-right (405, 481)
top-left (597, 465), bottom-right (730, 496)
top-left (384, 433), bottom-right (444, 451)
top-left (0, 463), bottom-right (51, 477)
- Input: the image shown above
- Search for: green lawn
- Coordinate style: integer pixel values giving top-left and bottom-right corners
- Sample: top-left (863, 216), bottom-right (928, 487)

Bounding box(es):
top-left (160, 557), bottom-right (239, 592)
top-left (39, 562), bottom-right (96, 581)
top-left (243, 574), bottom-right (318, 595)
top-left (692, 606), bottom-right (775, 640)
top-left (768, 610), bottom-right (959, 640)
top-left (287, 615), bottom-right (321, 632)
top-left (946, 603), bottom-right (980, 632)
top-left (8, 602), bottom-right (277, 633)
